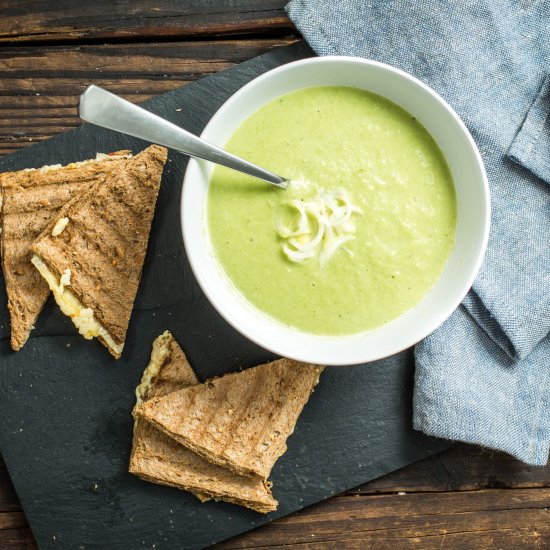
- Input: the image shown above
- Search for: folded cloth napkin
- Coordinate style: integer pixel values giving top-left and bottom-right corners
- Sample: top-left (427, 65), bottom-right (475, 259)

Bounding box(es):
top-left (287, 0), bottom-right (550, 464)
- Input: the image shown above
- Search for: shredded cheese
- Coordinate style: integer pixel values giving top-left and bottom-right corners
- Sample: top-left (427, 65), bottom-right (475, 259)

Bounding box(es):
top-left (277, 188), bottom-right (363, 268)
top-left (51, 217), bottom-right (69, 237)
top-left (27, 152), bottom-right (132, 176)
top-left (276, 187), bottom-right (362, 268)
top-left (39, 164), bottom-right (62, 174)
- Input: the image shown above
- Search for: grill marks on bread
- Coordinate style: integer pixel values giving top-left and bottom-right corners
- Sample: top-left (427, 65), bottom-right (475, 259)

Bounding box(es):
top-left (0, 151), bottom-right (131, 350)
top-left (31, 145), bottom-right (167, 357)
top-left (134, 358), bottom-right (324, 480)
top-left (129, 332), bottom-right (278, 514)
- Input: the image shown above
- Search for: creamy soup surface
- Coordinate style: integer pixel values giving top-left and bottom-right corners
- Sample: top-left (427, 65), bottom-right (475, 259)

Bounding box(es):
top-left (207, 86), bottom-right (456, 335)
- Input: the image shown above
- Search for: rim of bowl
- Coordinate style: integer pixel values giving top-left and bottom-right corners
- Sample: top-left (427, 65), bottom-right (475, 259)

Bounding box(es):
top-left (181, 56), bottom-right (491, 365)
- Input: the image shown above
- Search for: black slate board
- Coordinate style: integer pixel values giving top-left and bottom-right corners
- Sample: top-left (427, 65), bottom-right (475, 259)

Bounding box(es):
top-left (0, 41), bottom-right (450, 549)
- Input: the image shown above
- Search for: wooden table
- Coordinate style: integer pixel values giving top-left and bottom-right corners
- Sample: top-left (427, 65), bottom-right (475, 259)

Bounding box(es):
top-left (1, 2), bottom-right (549, 548)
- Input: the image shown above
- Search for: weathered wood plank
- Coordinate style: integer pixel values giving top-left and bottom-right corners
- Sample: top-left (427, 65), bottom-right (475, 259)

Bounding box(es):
top-left (0, 1), bottom-right (296, 44)
top-left (221, 531), bottom-right (548, 549)
top-left (0, 527), bottom-right (37, 550)
top-left (354, 445), bottom-right (550, 494)
top-left (216, 488), bottom-right (550, 549)
top-left (0, 459), bottom-right (21, 513)
top-left (0, 40), bottom-right (294, 77)
top-left (0, 39), bottom-right (296, 156)
top-left (0, 513), bottom-right (27, 530)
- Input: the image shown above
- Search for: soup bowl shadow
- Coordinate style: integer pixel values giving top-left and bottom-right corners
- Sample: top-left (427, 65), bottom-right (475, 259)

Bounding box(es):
top-left (181, 56), bottom-right (490, 366)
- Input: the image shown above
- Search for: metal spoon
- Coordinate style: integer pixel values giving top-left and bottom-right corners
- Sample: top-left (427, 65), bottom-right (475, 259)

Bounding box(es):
top-left (79, 85), bottom-right (288, 188)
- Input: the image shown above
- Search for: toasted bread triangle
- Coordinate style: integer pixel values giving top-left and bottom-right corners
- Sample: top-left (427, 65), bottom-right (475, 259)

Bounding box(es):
top-left (30, 145), bottom-right (167, 358)
top-left (134, 358), bottom-right (324, 480)
top-left (129, 331), bottom-right (277, 513)
top-left (0, 152), bottom-right (131, 350)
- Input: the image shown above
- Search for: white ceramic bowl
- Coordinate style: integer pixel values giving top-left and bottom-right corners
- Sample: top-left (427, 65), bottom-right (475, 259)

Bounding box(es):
top-left (181, 56), bottom-right (490, 365)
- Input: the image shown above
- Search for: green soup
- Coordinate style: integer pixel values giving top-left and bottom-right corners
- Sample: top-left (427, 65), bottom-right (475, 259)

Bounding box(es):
top-left (207, 86), bottom-right (456, 335)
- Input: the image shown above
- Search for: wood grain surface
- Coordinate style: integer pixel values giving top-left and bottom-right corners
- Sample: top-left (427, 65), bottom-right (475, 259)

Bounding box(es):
top-left (0, 1), bottom-right (293, 43)
top-left (0, 39), bottom-right (297, 155)
top-left (1, 2), bottom-right (549, 549)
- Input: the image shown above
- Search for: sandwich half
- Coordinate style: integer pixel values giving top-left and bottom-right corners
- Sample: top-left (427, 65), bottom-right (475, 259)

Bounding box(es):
top-left (129, 331), bottom-right (278, 513)
top-left (0, 151), bottom-right (131, 350)
top-left (30, 145), bottom-right (167, 358)
top-left (134, 358), bottom-right (324, 480)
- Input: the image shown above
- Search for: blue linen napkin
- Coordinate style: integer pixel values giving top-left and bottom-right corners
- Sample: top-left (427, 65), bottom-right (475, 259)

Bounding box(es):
top-left (287, 0), bottom-right (550, 465)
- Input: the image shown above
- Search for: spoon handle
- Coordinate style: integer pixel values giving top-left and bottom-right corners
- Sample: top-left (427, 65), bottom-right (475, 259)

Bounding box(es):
top-left (79, 85), bottom-right (288, 188)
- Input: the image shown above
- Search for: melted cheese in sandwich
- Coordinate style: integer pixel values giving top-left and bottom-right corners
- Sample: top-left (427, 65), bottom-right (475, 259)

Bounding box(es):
top-left (51, 217), bottom-right (69, 237)
top-left (135, 331), bottom-right (171, 405)
top-left (32, 152), bottom-right (131, 175)
top-left (31, 255), bottom-right (123, 356)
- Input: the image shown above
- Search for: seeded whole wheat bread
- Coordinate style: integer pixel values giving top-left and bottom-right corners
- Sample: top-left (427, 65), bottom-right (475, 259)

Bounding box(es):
top-left (30, 145), bottom-right (167, 358)
top-left (134, 358), bottom-right (325, 480)
top-left (0, 152), bottom-right (131, 351)
top-left (129, 331), bottom-right (277, 514)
